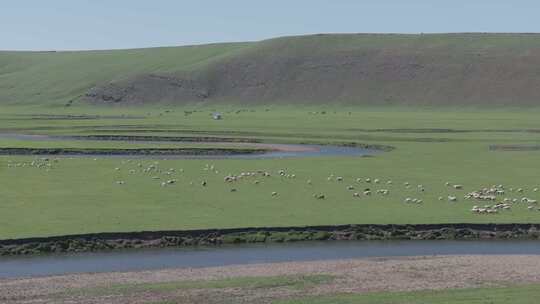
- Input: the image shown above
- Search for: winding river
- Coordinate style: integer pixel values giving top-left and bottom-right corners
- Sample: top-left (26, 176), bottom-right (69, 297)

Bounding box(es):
top-left (0, 133), bottom-right (379, 159)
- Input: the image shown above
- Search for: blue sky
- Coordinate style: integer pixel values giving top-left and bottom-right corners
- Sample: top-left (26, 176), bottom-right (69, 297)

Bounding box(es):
top-left (1, 0), bottom-right (539, 50)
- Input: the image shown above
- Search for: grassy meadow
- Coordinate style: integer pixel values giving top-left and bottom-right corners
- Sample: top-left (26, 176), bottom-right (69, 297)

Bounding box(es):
top-left (278, 284), bottom-right (540, 304)
top-left (0, 105), bottom-right (540, 239)
top-left (49, 274), bottom-right (540, 304)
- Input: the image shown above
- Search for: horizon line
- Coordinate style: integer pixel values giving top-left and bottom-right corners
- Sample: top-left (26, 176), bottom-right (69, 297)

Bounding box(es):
top-left (2, 31), bottom-right (540, 52)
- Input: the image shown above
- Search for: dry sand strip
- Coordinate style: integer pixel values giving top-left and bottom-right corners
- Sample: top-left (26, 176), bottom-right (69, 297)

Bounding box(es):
top-left (2, 255), bottom-right (540, 303)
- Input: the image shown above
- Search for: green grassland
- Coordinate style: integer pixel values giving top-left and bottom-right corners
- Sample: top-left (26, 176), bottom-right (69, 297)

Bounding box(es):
top-left (0, 43), bottom-right (250, 106)
top-left (1, 106), bottom-right (540, 239)
top-left (278, 284), bottom-right (540, 304)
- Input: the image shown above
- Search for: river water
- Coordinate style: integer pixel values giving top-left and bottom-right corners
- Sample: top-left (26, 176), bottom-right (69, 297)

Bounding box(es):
top-left (2, 240), bottom-right (540, 278)
top-left (0, 133), bottom-right (378, 159)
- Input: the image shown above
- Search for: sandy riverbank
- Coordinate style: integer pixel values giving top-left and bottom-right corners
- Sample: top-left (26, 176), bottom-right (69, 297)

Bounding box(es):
top-left (2, 255), bottom-right (540, 303)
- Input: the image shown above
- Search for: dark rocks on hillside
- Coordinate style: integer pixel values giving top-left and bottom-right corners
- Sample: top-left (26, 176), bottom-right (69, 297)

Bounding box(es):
top-left (85, 74), bottom-right (209, 104)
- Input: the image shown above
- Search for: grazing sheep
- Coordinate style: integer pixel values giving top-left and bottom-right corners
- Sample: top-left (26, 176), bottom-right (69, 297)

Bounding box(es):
top-left (314, 193), bottom-right (326, 199)
top-left (353, 192), bottom-right (360, 197)
top-left (448, 196), bottom-right (458, 202)
top-left (347, 185), bottom-right (355, 190)
top-left (336, 176), bottom-right (343, 182)
top-left (453, 185), bottom-right (463, 190)
top-left (363, 190), bottom-right (371, 196)
top-left (522, 198), bottom-right (538, 204)
top-left (376, 189), bottom-right (389, 195)
top-left (271, 191), bottom-right (278, 196)
top-left (374, 179), bottom-right (380, 184)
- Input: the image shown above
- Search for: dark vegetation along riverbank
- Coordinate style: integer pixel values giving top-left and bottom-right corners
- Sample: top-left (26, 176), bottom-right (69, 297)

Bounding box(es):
top-left (0, 147), bottom-right (267, 156)
top-left (2, 224), bottom-right (540, 256)
top-left (69, 135), bottom-right (263, 143)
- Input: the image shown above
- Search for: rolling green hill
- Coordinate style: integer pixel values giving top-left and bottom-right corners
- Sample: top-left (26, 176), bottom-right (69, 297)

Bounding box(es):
top-left (2, 33), bottom-right (540, 106)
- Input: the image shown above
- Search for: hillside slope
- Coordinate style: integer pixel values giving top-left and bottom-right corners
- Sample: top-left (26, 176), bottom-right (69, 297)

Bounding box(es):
top-left (0, 43), bottom-right (250, 106)
top-left (2, 33), bottom-right (540, 106)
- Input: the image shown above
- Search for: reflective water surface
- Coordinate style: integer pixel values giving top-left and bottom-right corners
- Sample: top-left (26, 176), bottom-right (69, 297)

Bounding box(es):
top-left (2, 240), bottom-right (540, 278)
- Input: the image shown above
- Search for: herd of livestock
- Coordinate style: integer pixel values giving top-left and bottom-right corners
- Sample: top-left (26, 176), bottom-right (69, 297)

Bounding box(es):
top-left (5, 157), bottom-right (540, 215)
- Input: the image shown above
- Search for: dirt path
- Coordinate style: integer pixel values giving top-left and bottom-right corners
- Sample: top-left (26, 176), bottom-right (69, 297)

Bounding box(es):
top-left (2, 255), bottom-right (540, 303)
